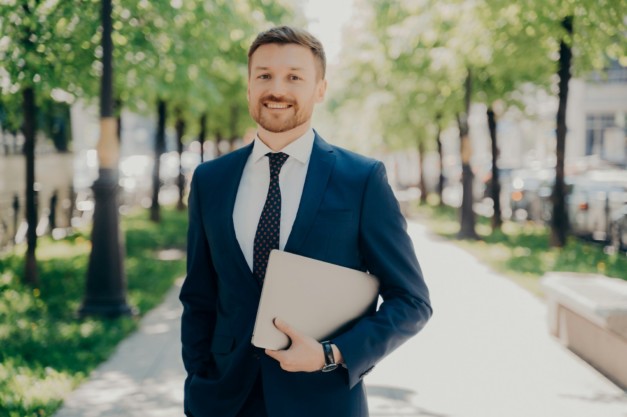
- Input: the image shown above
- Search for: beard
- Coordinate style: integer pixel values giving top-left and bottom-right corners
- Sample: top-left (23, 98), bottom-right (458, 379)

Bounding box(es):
top-left (249, 94), bottom-right (311, 133)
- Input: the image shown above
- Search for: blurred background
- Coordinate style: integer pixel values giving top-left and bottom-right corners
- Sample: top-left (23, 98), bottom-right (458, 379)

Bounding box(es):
top-left (1, 0), bottom-right (626, 254)
top-left (0, 0), bottom-right (626, 416)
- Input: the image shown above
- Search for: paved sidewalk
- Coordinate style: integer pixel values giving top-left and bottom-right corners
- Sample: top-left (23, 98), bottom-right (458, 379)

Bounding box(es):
top-left (54, 221), bottom-right (627, 417)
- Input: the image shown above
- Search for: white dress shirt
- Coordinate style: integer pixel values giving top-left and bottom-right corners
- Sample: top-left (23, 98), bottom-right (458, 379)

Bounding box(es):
top-left (233, 129), bottom-right (315, 272)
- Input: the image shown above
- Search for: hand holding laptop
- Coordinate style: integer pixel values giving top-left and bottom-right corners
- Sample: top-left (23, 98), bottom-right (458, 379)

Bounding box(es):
top-left (264, 318), bottom-right (344, 372)
top-left (252, 250), bottom-right (379, 351)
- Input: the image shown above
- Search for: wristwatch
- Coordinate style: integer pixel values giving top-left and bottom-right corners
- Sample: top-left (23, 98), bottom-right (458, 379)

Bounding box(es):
top-left (321, 341), bottom-right (338, 372)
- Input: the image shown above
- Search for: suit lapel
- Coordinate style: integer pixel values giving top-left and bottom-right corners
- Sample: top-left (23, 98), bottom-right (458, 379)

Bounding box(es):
top-left (285, 133), bottom-right (336, 253)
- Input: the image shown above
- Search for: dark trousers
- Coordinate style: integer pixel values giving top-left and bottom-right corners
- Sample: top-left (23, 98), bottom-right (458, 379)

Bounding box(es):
top-left (237, 373), bottom-right (268, 417)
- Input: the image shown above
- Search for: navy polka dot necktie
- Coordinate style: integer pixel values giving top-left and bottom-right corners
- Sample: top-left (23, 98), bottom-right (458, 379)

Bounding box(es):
top-left (253, 152), bottom-right (289, 284)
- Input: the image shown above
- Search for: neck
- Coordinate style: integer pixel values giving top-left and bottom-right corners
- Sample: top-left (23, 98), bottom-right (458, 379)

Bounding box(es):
top-left (257, 122), bottom-right (311, 151)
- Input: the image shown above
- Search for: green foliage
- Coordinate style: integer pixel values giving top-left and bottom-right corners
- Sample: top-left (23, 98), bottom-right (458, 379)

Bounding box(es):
top-left (0, 207), bottom-right (187, 417)
top-left (0, 0), bottom-right (99, 151)
top-left (110, 0), bottom-right (296, 139)
top-left (328, 0), bottom-right (626, 151)
top-left (512, 0), bottom-right (626, 75)
top-left (0, 0), bottom-right (99, 97)
top-left (0, 0), bottom-right (296, 143)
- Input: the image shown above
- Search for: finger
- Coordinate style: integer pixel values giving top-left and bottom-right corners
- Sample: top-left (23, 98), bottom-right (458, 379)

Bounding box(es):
top-left (273, 318), bottom-right (297, 339)
top-left (266, 349), bottom-right (296, 372)
top-left (265, 349), bottom-right (283, 361)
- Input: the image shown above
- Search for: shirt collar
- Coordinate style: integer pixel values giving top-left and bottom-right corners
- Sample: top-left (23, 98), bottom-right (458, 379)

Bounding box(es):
top-left (251, 128), bottom-right (315, 165)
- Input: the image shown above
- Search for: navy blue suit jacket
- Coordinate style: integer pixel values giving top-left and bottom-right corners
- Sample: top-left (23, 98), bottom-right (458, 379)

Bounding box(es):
top-left (180, 132), bottom-right (432, 417)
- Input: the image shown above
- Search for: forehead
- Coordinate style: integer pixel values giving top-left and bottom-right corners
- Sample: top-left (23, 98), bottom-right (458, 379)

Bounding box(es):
top-left (250, 43), bottom-right (317, 73)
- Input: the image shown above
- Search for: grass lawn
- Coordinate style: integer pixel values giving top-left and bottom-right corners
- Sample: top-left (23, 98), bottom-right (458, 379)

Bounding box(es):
top-left (410, 202), bottom-right (627, 297)
top-left (0, 207), bottom-right (188, 417)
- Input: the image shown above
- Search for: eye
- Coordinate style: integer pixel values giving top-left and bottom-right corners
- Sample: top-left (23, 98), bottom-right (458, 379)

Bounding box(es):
top-left (289, 75), bottom-right (301, 81)
top-left (258, 74), bottom-right (270, 80)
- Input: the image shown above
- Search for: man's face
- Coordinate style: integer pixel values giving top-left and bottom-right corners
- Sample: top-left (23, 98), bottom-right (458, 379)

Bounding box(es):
top-left (248, 43), bottom-right (326, 134)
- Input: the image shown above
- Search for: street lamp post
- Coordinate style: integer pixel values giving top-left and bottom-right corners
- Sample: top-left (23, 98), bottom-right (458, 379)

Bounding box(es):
top-left (79, 0), bottom-right (133, 317)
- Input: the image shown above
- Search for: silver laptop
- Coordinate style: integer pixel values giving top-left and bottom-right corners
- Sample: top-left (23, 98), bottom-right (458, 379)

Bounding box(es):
top-left (252, 250), bottom-right (379, 350)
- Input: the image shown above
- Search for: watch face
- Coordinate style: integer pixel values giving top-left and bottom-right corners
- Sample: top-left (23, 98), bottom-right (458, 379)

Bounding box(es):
top-left (322, 363), bottom-right (339, 372)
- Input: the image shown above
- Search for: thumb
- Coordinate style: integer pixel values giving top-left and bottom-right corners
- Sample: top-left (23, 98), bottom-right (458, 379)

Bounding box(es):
top-left (274, 318), bottom-right (298, 339)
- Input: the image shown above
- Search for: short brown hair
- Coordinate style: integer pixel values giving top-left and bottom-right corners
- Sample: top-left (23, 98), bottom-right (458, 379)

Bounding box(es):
top-left (248, 26), bottom-right (326, 79)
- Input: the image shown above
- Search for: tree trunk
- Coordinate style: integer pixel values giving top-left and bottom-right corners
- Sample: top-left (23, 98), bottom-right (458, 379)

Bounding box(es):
top-left (22, 86), bottom-right (38, 286)
top-left (49, 104), bottom-right (70, 152)
top-left (115, 98), bottom-right (122, 143)
top-left (12, 194), bottom-right (19, 245)
top-left (418, 141), bottom-right (427, 204)
top-left (151, 99), bottom-right (166, 222)
top-left (487, 106), bottom-right (502, 231)
top-left (68, 185), bottom-right (75, 230)
top-left (550, 16), bottom-right (573, 248)
top-left (0, 100), bottom-right (7, 155)
top-left (215, 130), bottom-right (223, 158)
top-left (175, 108), bottom-right (186, 211)
top-left (199, 112), bottom-right (207, 163)
top-left (48, 190), bottom-right (58, 233)
top-left (435, 116), bottom-right (444, 206)
top-left (457, 70), bottom-right (478, 239)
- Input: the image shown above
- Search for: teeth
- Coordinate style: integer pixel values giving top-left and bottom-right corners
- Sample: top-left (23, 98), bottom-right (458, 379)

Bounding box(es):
top-left (266, 103), bottom-right (290, 109)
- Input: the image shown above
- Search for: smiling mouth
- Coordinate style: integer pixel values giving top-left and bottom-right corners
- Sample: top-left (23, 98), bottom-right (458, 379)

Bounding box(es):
top-left (264, 102), bottom-right (292, 109)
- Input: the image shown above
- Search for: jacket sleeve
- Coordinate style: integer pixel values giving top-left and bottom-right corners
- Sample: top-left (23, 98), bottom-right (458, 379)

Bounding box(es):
top-left (332, 161), bottom-right (433, 389)
top-left (179, 168), bottom-right (218, 405)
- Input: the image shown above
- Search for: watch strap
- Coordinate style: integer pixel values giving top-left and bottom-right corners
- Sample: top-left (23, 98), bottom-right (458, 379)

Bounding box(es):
top-left (322, 341), bottom-right (334, 365)
top-left (321, 341), bottom-right (338, 372)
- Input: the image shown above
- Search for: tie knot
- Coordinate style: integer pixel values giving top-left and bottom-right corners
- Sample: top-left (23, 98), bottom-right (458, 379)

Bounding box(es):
top-left (267, 152), bottom-right (289, 178)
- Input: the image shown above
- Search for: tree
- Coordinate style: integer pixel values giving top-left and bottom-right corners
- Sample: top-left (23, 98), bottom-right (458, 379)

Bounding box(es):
top-left (516, 0), bottom-right (626, 247)
top-left (330, 0), bottom-right (480, 238)
top-left (109, 0), bottom-right (294, 222)
top-left (471, 1), bottom-right (554, 231)
top-left (330, 0), bottom-right (625, 244)
top-left (0, 0), bottom-right (97, 286)
top-left (327, 0), bottom-right (451, 203)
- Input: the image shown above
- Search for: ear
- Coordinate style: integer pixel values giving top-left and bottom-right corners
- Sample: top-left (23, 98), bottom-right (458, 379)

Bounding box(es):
top-left (315, 79), bottom-right (327, 103)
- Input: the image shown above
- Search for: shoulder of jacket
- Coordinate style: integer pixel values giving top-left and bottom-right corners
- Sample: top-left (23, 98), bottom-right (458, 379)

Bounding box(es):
top-left (328, 144), bottom-right (382, 176)
top-left (193, 146), bottom-right (250, 179)
top-left (320, 139), bottom-right (377, 165)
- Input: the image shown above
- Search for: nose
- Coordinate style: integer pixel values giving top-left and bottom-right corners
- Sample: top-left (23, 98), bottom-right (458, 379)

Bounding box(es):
top-left (268, 79), bottom-right (288, 97)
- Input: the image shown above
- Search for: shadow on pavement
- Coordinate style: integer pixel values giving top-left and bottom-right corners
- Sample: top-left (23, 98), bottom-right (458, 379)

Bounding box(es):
top-left (559, 391), bottom-right (627, 405)
top-left (367, 385), bottom-right (449, 417)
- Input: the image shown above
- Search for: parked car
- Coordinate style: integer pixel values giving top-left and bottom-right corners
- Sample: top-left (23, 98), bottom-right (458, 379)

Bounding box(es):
top-left (508, 169), bottom-right (554, 222)
top-left (567, 170), bottom-right (627, 243)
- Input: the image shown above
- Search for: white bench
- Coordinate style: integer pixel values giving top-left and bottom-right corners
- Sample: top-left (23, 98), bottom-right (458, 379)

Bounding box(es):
top-left (541, 272), bottom-right (627, 389)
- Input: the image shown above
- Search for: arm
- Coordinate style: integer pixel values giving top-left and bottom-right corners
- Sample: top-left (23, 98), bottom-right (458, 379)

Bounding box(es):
top-left (265, 162), bottom-right (431, 383)
top-left (332, 161), bottom-right (433, 388)
top-left (179, 168), bottom-right (218, 406)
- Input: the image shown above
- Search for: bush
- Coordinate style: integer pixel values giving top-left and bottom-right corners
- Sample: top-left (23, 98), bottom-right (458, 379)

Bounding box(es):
top-left (0, 207), bottom-right (187, 417)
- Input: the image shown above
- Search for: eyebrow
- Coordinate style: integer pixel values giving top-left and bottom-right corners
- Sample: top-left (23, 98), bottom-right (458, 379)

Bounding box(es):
top-left (253, 66), bottom-right (305, 72)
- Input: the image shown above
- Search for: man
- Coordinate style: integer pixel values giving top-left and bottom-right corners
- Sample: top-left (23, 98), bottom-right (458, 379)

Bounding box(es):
top-left (180, 26), bottom-right (432, 417)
